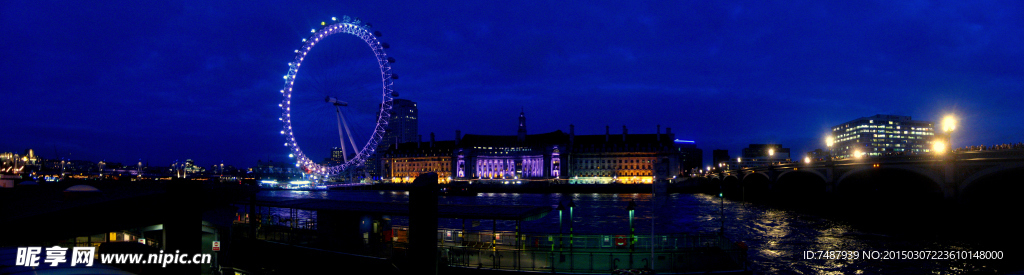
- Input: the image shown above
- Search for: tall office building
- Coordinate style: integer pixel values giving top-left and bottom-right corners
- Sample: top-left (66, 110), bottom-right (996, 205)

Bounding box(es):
top-left (387, 98), bottom-right (419, 144)
top-left (830, 114), bottom-right (935, 159)
top-left (368, 98), bottom-right (419, 181)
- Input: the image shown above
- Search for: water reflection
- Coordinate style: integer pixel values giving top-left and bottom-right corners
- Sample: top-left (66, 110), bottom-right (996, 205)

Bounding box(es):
top-left (250, 190), bottom-right (997, 274)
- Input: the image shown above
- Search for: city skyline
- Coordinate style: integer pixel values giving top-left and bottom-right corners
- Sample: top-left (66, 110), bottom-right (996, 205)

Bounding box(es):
top-left (3, 1), bottom-right (1021, 168)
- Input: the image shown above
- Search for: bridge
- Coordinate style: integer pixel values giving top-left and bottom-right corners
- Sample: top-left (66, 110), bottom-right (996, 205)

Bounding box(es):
top-left (704, 150), bottom-right (1024, 207)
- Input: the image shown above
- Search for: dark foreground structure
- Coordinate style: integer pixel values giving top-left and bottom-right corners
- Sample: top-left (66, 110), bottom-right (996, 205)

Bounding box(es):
top-left (235, 173), bottom-right (748, 274)
top-left (0, 175), bottom-right (747, 274)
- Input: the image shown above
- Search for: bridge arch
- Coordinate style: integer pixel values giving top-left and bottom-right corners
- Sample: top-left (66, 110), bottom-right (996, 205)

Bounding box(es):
top-left (777, 169), bottom-right (827, 183)
top-left (959, 163), bottom-right (1024, 194)
top-left (774, 169), bottom-right (828, 204)
top-left (834, 166), bottom-right (946, 224)
top-left (742, 172), bottom-right (769, 181)
top-left (737, 172), bottom-right (771, 201)
top-left (835, 166), bottom-right (945, 202)
top-left (836, 165), bottom-right (943, 190)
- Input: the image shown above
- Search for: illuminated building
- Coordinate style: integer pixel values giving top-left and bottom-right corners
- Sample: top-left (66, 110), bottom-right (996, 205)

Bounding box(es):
top-left (384, 133), bottom-right (454, 183)
top-left (455, 130), bottom-right (567, 182)
top-left (566, 125), bottom-right (684, 184)
top-left (446, 110), bottom-right (567, 183)
top-left (183, 159), bottom-right (205, 174)
top-left (380, 112), bottom-right (700, 185)
top-left (831, 114), bottom-right (935, 159)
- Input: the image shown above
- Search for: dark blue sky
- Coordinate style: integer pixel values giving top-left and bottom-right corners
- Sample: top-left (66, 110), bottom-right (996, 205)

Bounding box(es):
top-left (3, 0), bottom-right (1022, 168)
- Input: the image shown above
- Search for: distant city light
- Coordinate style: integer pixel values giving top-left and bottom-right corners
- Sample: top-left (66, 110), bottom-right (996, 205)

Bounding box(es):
top-left (673, 139), bottom-right (695, 143)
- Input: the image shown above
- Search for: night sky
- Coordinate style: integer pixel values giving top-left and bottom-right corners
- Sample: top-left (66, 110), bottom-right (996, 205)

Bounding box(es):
top-left (3, 0), bottom-right (1022, 168)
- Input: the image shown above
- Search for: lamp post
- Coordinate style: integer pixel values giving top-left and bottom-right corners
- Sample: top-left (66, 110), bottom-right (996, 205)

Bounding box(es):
top-left (567, 199), bottom-right (576, 272)
top-left (627, 199), bottom-right (637, 269)
top-left (825, 136), bottom-right (834, 162)
top-left (942, 115), bottom-right (957, 154)
top-left (719, 162), bottom-right (725, 178)
top-left (556, 202), bottom-right (564, 251)
top-left (719, 185), bottom-right (724, 234)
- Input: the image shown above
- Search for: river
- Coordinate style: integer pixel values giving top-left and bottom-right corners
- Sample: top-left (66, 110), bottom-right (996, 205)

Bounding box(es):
top-left (255, 190), bottom-right (1012, 274)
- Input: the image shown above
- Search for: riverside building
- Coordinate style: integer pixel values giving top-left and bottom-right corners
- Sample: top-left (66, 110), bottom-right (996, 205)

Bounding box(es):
top-left (830, 114), bottom-right (935, 159)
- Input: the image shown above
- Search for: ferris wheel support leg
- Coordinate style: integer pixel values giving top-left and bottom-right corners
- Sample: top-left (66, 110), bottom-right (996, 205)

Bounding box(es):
top-left (339, 110), bottom-right (361, 161)
top-left (334, 106), bottom-right (349, 163)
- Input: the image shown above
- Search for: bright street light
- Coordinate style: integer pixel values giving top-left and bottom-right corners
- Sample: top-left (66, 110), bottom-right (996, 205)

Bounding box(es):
top-left (826, 136), bottom-right (834, 147)
top-left (933, 140), bottom-right (946, 154)
top-left (804, 157), bottom-right (811, 164)
top-left (854, 150), bottom-right (863, 159)
top-left (942, 115), bottom-right (957, 133)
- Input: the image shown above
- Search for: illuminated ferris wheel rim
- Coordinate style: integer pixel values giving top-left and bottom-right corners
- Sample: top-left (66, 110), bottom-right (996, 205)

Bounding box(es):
top-left (279, 16), bottom-right (396, 176)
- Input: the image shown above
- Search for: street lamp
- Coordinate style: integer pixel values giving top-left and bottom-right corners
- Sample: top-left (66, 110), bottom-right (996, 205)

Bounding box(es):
top-left (567, 199), bottom-right (576, 271)
top-left (942, 115), bottom-right (957, 153)
top-left (719, 184), bottom-right (725, 234)
top-left (804, 156), bottom-right (811, 164)
top-left (768, 148), bottom-right (775, 166)
top-left (567, 200), bottom-right (576, 243)
top-left (556, 202), bottom-right (564, 250)
top-left (825, 136), bottom-right (834, 161)
top-left (942, 115), bottom-right (957, 132)
top-left (933, 140), bottom-right (947, 155)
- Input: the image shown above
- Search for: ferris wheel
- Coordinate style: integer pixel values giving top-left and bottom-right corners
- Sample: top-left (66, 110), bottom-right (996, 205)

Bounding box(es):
top-left (279, 16), bottom-right (398, 179)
